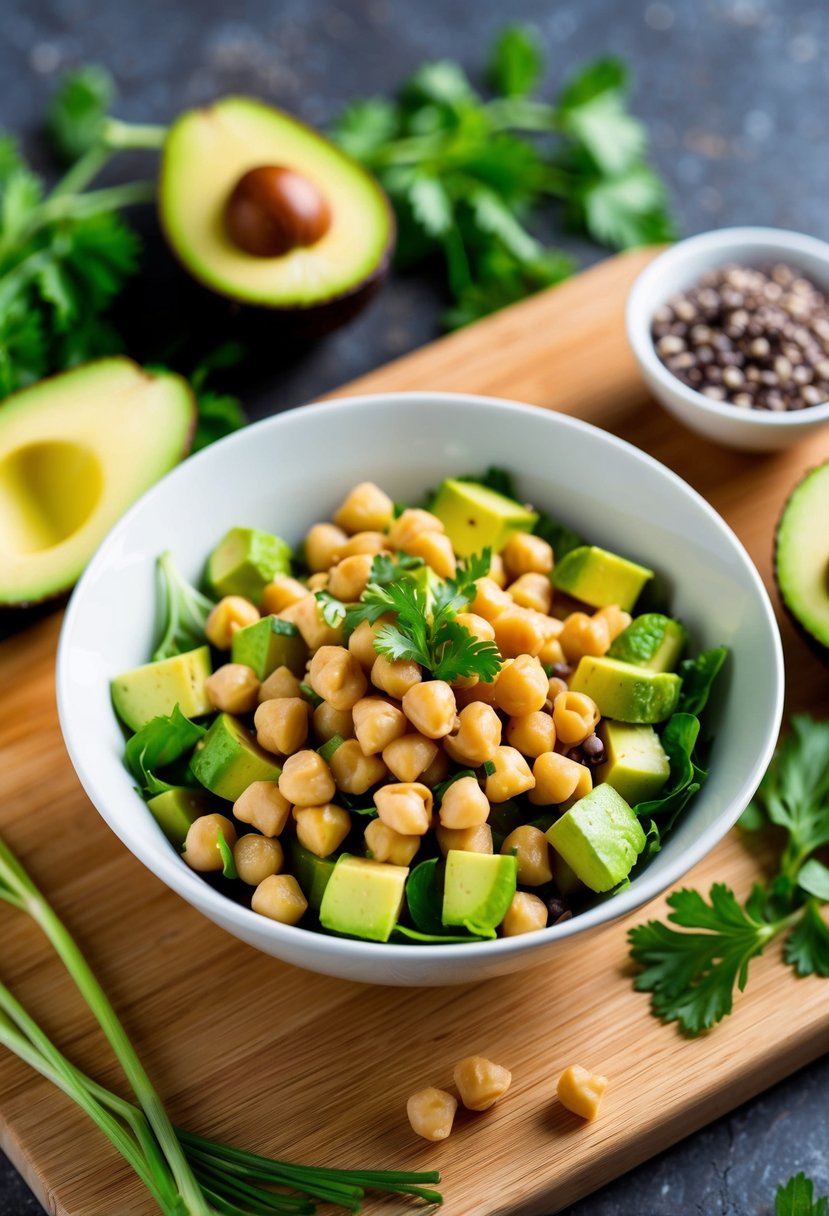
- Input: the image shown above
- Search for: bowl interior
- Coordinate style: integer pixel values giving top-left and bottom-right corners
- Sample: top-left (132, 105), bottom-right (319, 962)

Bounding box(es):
top-left (57, 392), bottom-right (784, 982)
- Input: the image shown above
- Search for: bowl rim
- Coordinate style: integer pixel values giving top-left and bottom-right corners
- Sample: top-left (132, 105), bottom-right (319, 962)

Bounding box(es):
top-left (626, 225), bottom-right (829, 430)
top-left (57, 389), bottom-right (785, 967)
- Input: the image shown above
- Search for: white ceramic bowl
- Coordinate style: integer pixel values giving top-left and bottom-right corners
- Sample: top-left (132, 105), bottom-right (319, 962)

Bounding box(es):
top-left (57, 393), bottom-right (784, 986)
top-left (627, 226), bottom-right (829, 451)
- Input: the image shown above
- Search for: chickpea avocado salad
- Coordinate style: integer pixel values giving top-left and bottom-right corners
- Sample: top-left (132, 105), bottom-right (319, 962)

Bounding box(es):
top-left (110, 469), bottom-right (727, 946)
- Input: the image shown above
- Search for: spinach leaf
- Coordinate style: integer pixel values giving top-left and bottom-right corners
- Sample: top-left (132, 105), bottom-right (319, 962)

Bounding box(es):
top-left (124, 705), bottom-right (207, 798)
top-left (677, 645), bottom-right (728, 716)
top-left (634, 713), bottom-right (705, 833)
top-left (405, 858), bottom-right (445, 935)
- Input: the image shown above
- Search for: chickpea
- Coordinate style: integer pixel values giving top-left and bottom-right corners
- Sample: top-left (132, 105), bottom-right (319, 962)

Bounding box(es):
top-left (420, 747), bottom-right (450, 788)
top-left (559, 611), bottom-right (611, 664)
top-left (501, 891), bottom-right (549, 936)
top-left (386, 508), bottom-right (445, 551)
top-left (454, 611), bottom-right (496, 643)
top-left (348, 615), bottom-right (394, 669)
top-left (500, 825), bottom-right (553, 885)
top-left (502, 531), bottom-right (553, 579)
top-left (304, 522), bottom-right (347, 572)
top-left (453, 1056), bottom-right (512, 1111)
top-left (306, 572), bottom-right (329, 591)
top-left (382, 733), bottom-right (439, 783)
top-left (528, 751), bottom-right (592, 806)
top-left (404, 530), bottom-right (456, 578)
top-left (505, 710), bottom-right (556, 758)
top-left (233, 834), bottom-right (284, 886)
top-left (493, 655), bottom-right (548, 716)
top-left (364, 818), bottom-right (421, 866)
top-left (370, 654), bottom-right (422, 699)
top-left (260, 575), bottom-right (308, 615)
top-left (280, 594), bottom-right (343, 650)
top-left (352, 697), bottom-right (407, 755)
top-left (258, 665), bottom-right (303, 702)
top-left (312, 700), bottom-right (355, 743)
top-left (327, 554), bottom-right (373, 602)
top-left (444, 702), bottom-right (502, 766)
top-left (329, 738), bottom-right (387, 794)
top-left (538, 633), bottom-right (566, 667)
top-left (468, 577), bottom-right (513, 622)
top-left (183, 814), bottom-right (237, 872)
top-left (488, 552), bottom-right (507, 588)
top-left (453, 676), bottom-right (501, 711)
top-left (233, 781), bottom-right (291, 837)
top-left (401, 680), bottom-right (457, 740)
top-left (492, 606), bottom-right (547, 658)
top-left (593, 604), bottom-right (632, 642)
top-left (205, 663), bottom-right (260, 714)
top-left (254, 697), bottom-right (310, 755)
top-left (556, 1064), bottom-right (608, 1121)
top-left (436, 822), bottom-right (493, 855)
top-left (553, 690), bottom-right (600, 747)
top-left (439, 776), bottom-right (490, 829)
top-left (205, 596), bottom-right (259, 650)
top-left (278, 750), bottom-right (336, 806)
top-left (333, 481), bottom-right (394, 534)
top-left (337, 530), bottom-right (387, 559)
top-left (484, 746), bottom-right (535, 803)
top-left (547, 675), bottom-right (570, 703)
top-left (406, 1087), bottom-right (457, 1142)
top-left (507, 572), bottom-right (552, 615)
top-left (293, 804), bottom-right (351, 857)
top-left (308, 645), bottom-right (367, 711)
top-left (252, 874), bottom-right (308, 926)
top-left (374, 782), bottom-right (433, 836)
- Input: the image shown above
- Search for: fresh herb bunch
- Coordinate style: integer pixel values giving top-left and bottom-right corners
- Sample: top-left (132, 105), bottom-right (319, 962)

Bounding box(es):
top-left (630, 715), bottom-right (829, 1035)
top-left (332, 25), bottom-right (674, 327)
top-left (0, 834), bottom-right (442, 1213)
top-left (776, 1172), bottom-right (829, 1216)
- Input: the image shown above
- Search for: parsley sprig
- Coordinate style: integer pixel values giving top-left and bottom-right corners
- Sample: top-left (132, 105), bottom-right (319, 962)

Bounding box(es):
top-left (776, 1172), bottom-right (829, 1216)
top-left (630, 716), bottom-right (829, 1035)
top-left (332, 25), bottom-right (674, 327)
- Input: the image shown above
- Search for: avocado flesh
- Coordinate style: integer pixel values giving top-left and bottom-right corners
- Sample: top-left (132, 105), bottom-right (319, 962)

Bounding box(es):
top-left (775, 462), bottom-right (829, 652)
top-left (159, 98), bottom-right (393, 310)
top-left (607, 614), bottom-right (687, 672)
top-left (111, 646), bottom-right (212, 732)
top-left (442, 851), bottom-right (517, 933)
top-left (319, 855), bottom-right (408, 942)
top-left (231, 615), bottom-right (307, 679)
top-left (596, 721), bottom-right (670, 805)
top-left (430, 478), bottom-right (538, 557)
top-left (0, 358), bottom-right (194, 606)
top-left (207, 526), bottom-right (292, 604)
top-left (546, 784), bottom-right (646, 892)
top-left (192, 712), bottom-right (282, 801)
top-left (146, 787), bottom-right (219, 848)
top-left (551, 545), bottom-right (653, 611)
top-left (570, 655), bottom-right (680, 724)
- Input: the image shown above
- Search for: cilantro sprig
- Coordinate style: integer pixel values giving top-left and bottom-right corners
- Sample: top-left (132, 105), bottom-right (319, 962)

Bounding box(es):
top-left (332, 25), bottom-right (674, 327)
top-left (776, 1172), bottom-right (829, 1216)
top-left (630, 715), bottom-right (829, 1035)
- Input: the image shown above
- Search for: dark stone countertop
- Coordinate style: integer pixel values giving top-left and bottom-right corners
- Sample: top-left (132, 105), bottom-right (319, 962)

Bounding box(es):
top-left (1, 1), bottom-right (828, 1213)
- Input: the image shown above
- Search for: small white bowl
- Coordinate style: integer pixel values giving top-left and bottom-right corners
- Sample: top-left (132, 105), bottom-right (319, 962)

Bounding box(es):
top-left (57, 393), bottom-right (784, 986)
top-left (627, 226), bottom-right (829, 451)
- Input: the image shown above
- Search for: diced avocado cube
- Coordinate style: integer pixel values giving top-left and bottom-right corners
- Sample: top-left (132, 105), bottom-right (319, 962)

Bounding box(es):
top-left (191, 713), bottom-right (281, 801)
top-left (551, 545), bottom-right (653, 611)
top-left (430, 478), bottom-right (538, 557)
top-left (442, 851), bottom-right (517, 933)
top-left (146, 787), bottom-right (219, 848)
top-left (570, 655), bottom-right (680, 724)
top-left (546, 785), bottom-right (646, 892)
top-left (111, 646), bottom-right (212, 732)
top-left (607, 613), bottom-right (688, 672)
top-left (596, 721), bottom-right (671, 805)
top-left (206, 527), bottom-right (291, 604)
top-left (319, 855), bottom-right (408, 942)
top-left (231, 614), bottom-right (307, 679)
top-left (287, 838), bottom-right (337, 913)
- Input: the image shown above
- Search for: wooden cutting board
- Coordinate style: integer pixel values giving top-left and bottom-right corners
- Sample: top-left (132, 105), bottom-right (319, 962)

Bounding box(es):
top-left (3, 247), bottom-right (829, 1216)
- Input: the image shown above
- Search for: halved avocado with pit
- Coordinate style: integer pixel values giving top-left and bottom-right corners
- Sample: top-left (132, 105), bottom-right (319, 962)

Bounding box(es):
top-left (158, 98), bottom-right (395, 327)
top-left (0, 358), bottom-right (194, 607)
top-left (775, 461), bottom-right (829, 657)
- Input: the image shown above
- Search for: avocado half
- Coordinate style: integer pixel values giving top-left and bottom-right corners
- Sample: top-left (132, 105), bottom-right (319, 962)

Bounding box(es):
top-left (774, 461), bottom-right (829, 657)
top-left (0, 358), bottom-right (195, 607)
top-left (158, 98), bottom-right (395, 331)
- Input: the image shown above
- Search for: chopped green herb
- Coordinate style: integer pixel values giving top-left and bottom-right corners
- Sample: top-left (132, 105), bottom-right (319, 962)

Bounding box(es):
top-left (775, 1172), bottom-right (829, 1216)
top-left (315, 589), bottom-right (348, 628)
top-left (368, 550), bottom-right (425, 587)
top-left (151, 550), bottom-right (215, 662)
top-left (124, 705), bottom-right (206, 798)
top-left (299, 681), bottom-right (323, 708)
top-left (317, 734), bottom-right (346, 763)
top-left (215, 829), bottom-right (237, 880)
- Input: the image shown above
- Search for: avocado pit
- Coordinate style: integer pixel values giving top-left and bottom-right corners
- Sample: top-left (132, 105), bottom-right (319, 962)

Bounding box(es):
top-left (224, 164), bottom-right (332, 258)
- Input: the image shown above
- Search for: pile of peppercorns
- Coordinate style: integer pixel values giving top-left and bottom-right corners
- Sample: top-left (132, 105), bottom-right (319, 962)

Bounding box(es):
top-left (651, 263), bottom-right (829, 411)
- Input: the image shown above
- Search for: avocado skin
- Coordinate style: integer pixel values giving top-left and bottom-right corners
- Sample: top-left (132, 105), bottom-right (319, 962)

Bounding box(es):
top-left (774, 461), bottom-right (829, 662)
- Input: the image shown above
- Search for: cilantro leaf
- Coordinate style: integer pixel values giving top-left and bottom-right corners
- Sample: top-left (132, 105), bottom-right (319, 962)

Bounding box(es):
top-left (796, 860), bottom-right (829, 902)
top-left (784, 901), bottom-right (829, 978)
top-left (488, 25), bottom-right (544, 98)
top-left (775, 1172), bottom-right (829, 1216)
top-left (559, 90), bottom-right (646, 176)
top-left (750, 715), bottom-right (829, 879)
top-left (575, 166), bottom-right (675, 250)
top-left (124, 706), bottom-right (207, 797)
top-left (46, 65), bottom-right (115, 163)
top-left (315, 590), bottom-right (347, 629)
top-left (368, 551), bottom-right (424, 587)
top-left (191, 390), bottom-right (246, 452)
top-left (629, 884), bottom-right (783, 1034)
top-left (216, 828), bottom-right (237, 880)
top-left (331, 97), bottom-right (400, 160)
top-left (152, 550), bottom-right (215, 662)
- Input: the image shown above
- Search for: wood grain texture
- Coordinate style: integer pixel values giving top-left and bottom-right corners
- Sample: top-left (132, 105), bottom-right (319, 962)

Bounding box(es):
top-left (2, 247), bottom-right (828, 1216)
